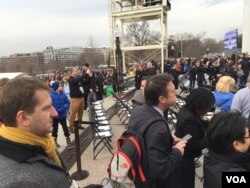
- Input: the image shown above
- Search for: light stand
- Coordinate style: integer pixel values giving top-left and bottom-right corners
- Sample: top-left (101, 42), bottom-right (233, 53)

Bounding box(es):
top-left (115, 36), bottom-right (123, 92)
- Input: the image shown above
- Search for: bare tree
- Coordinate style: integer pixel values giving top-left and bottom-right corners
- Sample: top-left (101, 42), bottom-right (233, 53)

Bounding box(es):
top-left (78, 36), bottom-right (105, 68)
top-left (82, 48), bottom-right (104, 68)
top-left (124, 21), bottom-right (151, 46)
top-left (170, 32), bottom-right (224, 57)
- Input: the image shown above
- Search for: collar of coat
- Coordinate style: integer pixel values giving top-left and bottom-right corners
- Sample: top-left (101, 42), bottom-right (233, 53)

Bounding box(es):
top-left (0, 136), bottom-right (46, 162)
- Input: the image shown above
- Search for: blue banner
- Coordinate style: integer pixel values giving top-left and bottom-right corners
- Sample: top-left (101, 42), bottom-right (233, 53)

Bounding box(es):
top-left (224, 30), bottom-right (237, 50)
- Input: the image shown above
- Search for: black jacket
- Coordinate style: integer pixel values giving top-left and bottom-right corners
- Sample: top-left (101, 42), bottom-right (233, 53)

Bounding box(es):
top-left (128, 104), bottom-right (182, 188)
top-left (81, 72), bottom-right (90, 95)
top-left (203, 151), bottom-right (250, 188)
top-left (69, 75), bottom-right (83, 98)
top-left (175, 106), bottom-right (207, 159)
top-left (144, 67), bottom-right (157, 76)
top-left (189, 67), bottom-right (197, 80)
top-left (135, 70), bottom-right (145, 90)
top-left (240, 59), bottom-right (250, 76)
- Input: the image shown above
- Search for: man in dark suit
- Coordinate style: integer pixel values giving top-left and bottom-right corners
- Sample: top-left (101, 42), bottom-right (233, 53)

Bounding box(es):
top-left (128, 74), bottom-right (186, 188)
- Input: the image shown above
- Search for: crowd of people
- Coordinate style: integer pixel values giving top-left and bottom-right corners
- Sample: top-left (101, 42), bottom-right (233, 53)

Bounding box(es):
top-left (163, 53), bottom-right (250, 91)
top-left (128, 53), bottom-right (250, 188)
top-left (0, 63), bottom-right (121, 187)
top-left (0, 52), bottom-right (249, 188)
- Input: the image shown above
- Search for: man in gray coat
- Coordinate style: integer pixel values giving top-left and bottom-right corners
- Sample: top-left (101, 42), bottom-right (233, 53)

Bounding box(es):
top-left (128, 74), bottom-right (187, 188)
top-left (231, 75), bottom-right (250, 118)
top-left (0, 77), bottom-right (77, 188)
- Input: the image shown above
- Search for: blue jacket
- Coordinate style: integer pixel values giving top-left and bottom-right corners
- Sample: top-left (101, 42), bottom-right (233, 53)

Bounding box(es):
top-left (213, 90), bottom-right (234, 111)
top-left (50, 90), bottom-right (70, 119)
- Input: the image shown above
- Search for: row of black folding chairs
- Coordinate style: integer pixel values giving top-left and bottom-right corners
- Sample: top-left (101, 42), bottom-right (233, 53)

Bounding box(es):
top-left (167, 108), bottom-right (177, 133)
top-left (170, 97), bottom-right (186, 115)
top-left (122, 85), bottom-right (136, 101)
top-left (87, 100), bottom-right (114, 160)
top-left (111, 92), bottom-right (133, 127)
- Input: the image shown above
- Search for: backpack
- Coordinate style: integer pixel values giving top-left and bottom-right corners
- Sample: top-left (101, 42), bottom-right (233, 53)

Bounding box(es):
top-left (107, 117), bottom-right (165, 188)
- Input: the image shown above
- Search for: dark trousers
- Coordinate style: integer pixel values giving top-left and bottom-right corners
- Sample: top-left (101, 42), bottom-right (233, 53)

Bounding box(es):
top-left (52, 118), bottom-right (70, 138)
top-left (83, 93), bottom-right (88, 110)
top-left (189, 78), bottom-right (196, 89)
top-left (174, 158), bottom-right (195, 188)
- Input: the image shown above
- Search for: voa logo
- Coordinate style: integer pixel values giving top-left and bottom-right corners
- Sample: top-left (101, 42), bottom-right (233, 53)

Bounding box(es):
top-left (226, 176), bottom-right (247, 184)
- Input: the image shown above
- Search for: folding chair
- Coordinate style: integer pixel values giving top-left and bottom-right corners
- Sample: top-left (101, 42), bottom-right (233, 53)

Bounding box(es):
top-left (90, 122), bottom-right (113, 160)
top-left (88, 102), bottom-right (112, 135)
top-left (167, 109), bottom-right (177, 132)
top-left (89, 104), bottom-right (110, 122)
top-left (120, 105), bottom-right (132, 125)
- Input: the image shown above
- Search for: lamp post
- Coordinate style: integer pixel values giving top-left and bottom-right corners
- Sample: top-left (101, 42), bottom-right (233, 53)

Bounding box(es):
top-left (115, 25), bottom-right (123, 89)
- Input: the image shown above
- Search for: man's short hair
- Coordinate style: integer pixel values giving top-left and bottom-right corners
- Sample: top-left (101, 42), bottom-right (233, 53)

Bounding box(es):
top-left (0, 77), bottom-right (50, 126)
top-left (141, 75), bottom-right (151, 82)
top-left (144, 74), bottom-right (173, 106)
top-left (84, 63), bottom-right (89, 67)
top-left (207, 111), bottom-right (249, 155)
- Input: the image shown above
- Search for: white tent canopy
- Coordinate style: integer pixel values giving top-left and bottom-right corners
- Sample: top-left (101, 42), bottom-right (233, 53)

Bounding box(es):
top-left (0, 72), bottom-right (29, 79)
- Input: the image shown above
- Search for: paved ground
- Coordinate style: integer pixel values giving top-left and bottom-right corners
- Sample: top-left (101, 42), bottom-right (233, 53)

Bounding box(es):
top-left (69, 115), bottom-right (125, 187)
top-left (56, 96), bottom-right (204, 188)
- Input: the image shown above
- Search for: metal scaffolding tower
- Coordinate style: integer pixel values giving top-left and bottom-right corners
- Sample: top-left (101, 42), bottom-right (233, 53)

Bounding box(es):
top-left (110, 0), bottom-right (171, 73)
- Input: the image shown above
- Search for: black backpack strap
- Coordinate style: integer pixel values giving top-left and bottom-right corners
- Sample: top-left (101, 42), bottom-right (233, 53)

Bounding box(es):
top-left (138, 116), bottom-right (166, 135)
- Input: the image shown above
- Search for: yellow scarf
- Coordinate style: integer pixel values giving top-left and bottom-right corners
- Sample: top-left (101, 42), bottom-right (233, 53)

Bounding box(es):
top-left (0, 125), bottom-right (61, 167)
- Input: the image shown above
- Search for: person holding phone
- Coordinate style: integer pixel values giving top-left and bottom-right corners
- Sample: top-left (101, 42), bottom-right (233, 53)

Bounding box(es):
top-left (128, 74), bottom-right (187, 188)
top-left (174, 87), bottom-right (215, 188)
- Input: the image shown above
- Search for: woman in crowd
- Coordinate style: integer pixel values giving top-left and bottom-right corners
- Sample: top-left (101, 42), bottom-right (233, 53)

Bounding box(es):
top-left (196, 59), bottom-right (206, 87)
top-left (62, 76), bottom-right (70, 101)
top-left (204, 112), bottom-right (250, 188)
top-left (213, 76), bottom-right (235, 112)
top-left (189, 60), bottom-right (197, 89)
top-left (174, 87), bottom-right (215, 188)
top-left (170, 59), bottom-right (182, 89)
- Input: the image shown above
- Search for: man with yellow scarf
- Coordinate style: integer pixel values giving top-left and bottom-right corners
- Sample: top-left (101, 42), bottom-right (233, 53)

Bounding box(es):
top-left (0, 77), bottom-right (77, 188)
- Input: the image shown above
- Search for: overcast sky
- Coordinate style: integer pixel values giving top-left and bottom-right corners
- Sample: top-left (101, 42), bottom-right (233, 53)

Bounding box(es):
top-left (0, 0), bottom-right (243, 57)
